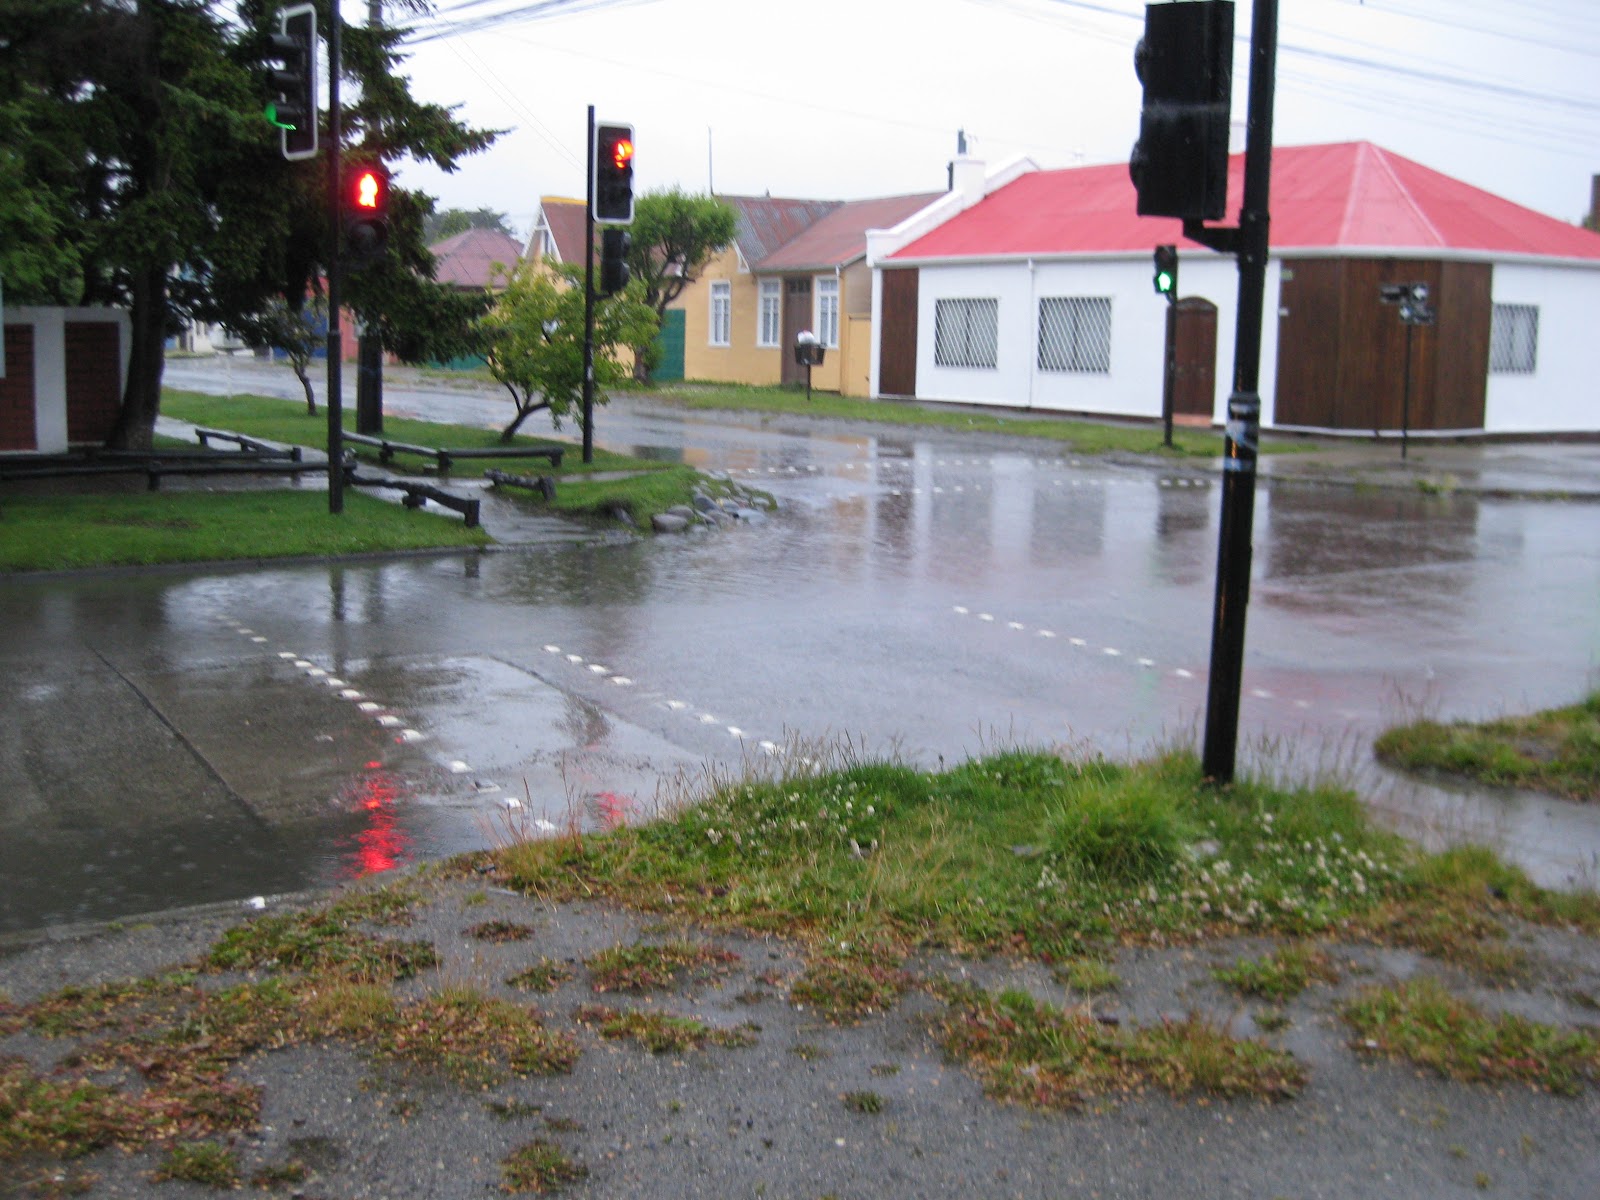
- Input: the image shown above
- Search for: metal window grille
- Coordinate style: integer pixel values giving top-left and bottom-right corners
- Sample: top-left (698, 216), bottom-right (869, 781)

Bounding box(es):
top-left (1037, 296), bottom-right (1112, 373)
top-left (934, 298), bottom-right (999, 369)
top-left (817, 278), bottom-right (840, 348)
top-left (758, 281), bottom-right (781, 347)
top-left (1489, 303), bottom-right (1537, 374)
top-left (710, 282), bottom-right (731, 347)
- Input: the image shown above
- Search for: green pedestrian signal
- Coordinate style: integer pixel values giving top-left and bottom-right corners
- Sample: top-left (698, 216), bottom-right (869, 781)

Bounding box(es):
top-left (1153, 244), bottom-right (1178, 301)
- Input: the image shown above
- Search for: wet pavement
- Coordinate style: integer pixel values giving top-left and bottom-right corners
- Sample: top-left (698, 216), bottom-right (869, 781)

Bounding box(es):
top-left (3, 357), bottom-right (1598, 934)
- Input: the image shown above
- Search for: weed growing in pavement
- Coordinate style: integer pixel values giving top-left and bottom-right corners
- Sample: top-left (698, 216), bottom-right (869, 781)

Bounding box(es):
top-left (1058, 958), bottom-right (1120, 995)
top-left (1342, 977), bottom-right (1600, 1095)
top-left (1213, 943), bottom-right (1340, 1002)
top-left (843, 1090), bottom-right (885, 1114)
top-left (250, 1158), bottom-right (309, 1187)
top-left (937, 984), bottom-right (1305, 1110)
top-left (583, 940), bottom-right (740, 994)
top-left (150, 1141), bottom-right (240, 1188)
top-left (505, 959), bottom-right (576, 993)
top-left (206, 894), bottom-right (436, 981)
top-left (571, 1005), bottom-right (758, 1054)
top-left (467, 920), bottom-right (539, 942)
top-left (499, 1139), bottom-right (588, 1193)
top-left (370, 988), bottom-right (580, 1084)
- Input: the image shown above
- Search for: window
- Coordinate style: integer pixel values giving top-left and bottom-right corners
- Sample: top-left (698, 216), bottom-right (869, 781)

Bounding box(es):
top-left (933, 298), bottom-right (999, 369)
top-left (757, 280), bottom-right (781, 348)
top-left (1037, 297), bottom-right (1112, 373)
top-left (709, 281), bottom-right (731, 347)
top-left (816, 277), bottom-right (840, 349)
top-left (1490, 303), bottom-right (1538, 374)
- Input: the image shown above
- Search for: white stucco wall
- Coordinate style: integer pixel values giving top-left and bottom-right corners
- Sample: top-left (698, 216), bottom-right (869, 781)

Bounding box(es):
top-left (1483, 262), bottom-right (1600, 434)
top-left (907, 254), bottom-right (1246, 424)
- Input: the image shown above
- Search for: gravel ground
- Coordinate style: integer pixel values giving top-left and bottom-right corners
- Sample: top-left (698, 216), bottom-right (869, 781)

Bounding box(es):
top-left (4, 875), bottom-right (1600, 1200)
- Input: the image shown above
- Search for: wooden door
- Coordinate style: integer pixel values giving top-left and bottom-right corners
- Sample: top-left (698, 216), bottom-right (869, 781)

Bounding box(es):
top-left (780, 277), bottom-right (812, 386)
top-left (878, 269), bottom-right (919, 396)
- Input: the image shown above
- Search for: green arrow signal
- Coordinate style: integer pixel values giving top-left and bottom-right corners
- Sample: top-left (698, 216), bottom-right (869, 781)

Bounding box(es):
top-left (264, 101), bottom-right (296, 131)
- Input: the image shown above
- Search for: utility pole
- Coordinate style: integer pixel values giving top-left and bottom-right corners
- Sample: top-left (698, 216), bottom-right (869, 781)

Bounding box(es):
top-left (325, 6), bottom-right (344, 514)
top-left (355, 0), bottom-right (384, 436)
top-left (581, 105), bottom-right (597, 464)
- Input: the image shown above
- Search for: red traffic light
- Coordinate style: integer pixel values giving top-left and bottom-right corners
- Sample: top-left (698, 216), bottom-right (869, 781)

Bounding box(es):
top-left (350, 166), bottom-right (387, 212)
top-left (344, 163), bottom-right (390, 263)
top-left (609, 136), bottom-right (634, 172)
top-left (592, 121), bottom-right (635, 224)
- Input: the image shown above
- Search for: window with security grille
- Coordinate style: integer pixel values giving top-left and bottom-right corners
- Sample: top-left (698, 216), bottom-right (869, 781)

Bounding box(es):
top-left (1037, 297), bottom-right (1112, 373)
top-left (934, 298), bottom-right (999, 369)
top-left (1489, 303), bottom-right (1537, 374)
top-left (757, 280), bottom-right (781, 347)
top-left (709, 281), bottom-right (731, 347)
top-left (816, 277), bottom-right (840, 348)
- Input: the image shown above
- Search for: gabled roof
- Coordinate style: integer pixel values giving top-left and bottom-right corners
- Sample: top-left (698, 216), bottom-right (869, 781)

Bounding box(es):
top-left (719, 196), bottom-right (844, 265)
top-left (527, 197), bottom-right (589, 264)
top-left (756, 192), bottom-right (944, 272)
top-left (890, 142), bottom-right (1600, 263)
top-left (428, 228), bottom-right (523, 288)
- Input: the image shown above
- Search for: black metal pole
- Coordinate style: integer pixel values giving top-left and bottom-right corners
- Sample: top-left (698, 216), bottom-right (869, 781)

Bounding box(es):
top-left (1201, 0), bottom-right (1277, 785)
top-left (325, 7), bottom-right (343, 514)
top-left (1400, 322), bottom-right (1412, 461)
top-left (1162, 299), bottom-right (1177, 448)
top-left (580, 105), bottom-right (596, 465)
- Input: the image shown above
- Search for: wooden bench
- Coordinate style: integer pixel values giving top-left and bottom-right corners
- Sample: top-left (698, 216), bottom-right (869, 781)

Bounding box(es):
top-left (193, 429), bottom-right (302, 460)
top-left (342, 431), bottom-right (564, 473)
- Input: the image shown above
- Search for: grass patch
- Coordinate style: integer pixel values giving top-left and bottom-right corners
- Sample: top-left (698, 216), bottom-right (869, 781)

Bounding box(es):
top-left (206, 905), bottom-right (438, 981)
top-left (1342, 977), bottom-right (1600, 1094)
top-left (1213, 943), bottom-right (1339, 1002)
top-left (467, 920), bottom-right (539, 942)
top-left (0, 489), bottom-right (488, 573)
top-left (371, 988), bottom-right (581, 1084)
top-left (1057, 957), bottom-right (1120, 994)
top-left (938, 985), bottom-right (1305, 1109)
top-left (583, 940), bottom-right (740, 994)
top-left (842, 1089), bottom-right (885, 1114)
top-left (638, 382), bottom-right (1233, 458)
top-left (1375, 691), bottom-right (1600, 801)
top-left (500, 1139), bottom-right (587, 1193)
top-left (506, 958), bottom-right (576, 994)
top-left (571, 1004), bottom-right (758, 1054)
top-left (151, 1141), bottom-right (241, 1188)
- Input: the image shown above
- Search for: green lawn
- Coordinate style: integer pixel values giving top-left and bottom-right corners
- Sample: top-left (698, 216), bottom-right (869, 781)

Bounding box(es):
top-left (633, 381), bottom-right (1236, 458)
top-left (1375, 692), bottom-right (1600, 802)
top-left (0, 490), bottom-right (488, 573)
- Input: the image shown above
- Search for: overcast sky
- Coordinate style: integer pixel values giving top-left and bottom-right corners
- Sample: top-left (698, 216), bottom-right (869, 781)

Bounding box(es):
top-left (373, 0), bottom-right (1598, 239)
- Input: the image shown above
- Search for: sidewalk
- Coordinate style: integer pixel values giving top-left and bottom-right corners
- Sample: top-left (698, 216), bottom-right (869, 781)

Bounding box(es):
top-left (1256, 437), bottom-right (1600, 501)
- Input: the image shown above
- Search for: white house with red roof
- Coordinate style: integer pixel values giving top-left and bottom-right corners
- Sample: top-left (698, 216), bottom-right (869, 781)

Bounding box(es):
top-left (868, 143), bottom-right (1600, 436)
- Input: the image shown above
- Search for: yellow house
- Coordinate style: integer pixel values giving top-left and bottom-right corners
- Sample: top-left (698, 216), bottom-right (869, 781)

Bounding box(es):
top-left (673, 192), bottom-right (941, 396)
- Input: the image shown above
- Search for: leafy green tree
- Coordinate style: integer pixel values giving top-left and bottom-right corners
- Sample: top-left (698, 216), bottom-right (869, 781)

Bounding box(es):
top-left (254, 296), bottom-right (326, 414)
top-left (477, 261), bottom-right (656, 442)
top-left (625, 187), bottom-right (738, 379)
top-left (0, 0), bottom-right (499, 449)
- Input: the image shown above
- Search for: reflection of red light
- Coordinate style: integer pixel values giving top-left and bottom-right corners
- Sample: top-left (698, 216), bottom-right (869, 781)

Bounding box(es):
top-left (339, 769), bottom-right (411, 879)
top-left (594, 791), bottom-right (632, 830)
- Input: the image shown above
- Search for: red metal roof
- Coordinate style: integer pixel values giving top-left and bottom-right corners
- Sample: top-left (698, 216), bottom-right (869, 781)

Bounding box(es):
top-left (890, 143), bottom-right (1600, 262)
top-left (428, 228), bottom-right (524, 288)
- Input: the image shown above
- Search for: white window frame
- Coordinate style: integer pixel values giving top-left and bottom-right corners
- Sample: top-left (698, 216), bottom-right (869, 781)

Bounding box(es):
top-left (815, 276), bottom-right (840, 349)
top-left (1489, 303), bottom-right (1538, 375)
top-left (933, 297), bottom-right (999, 370)
top-left (709, 281), bottom-right (731, 347)
top-left (757, 279), bottom-right (782, 348)
top-left (1036, 296), bottom-right (1112, 374)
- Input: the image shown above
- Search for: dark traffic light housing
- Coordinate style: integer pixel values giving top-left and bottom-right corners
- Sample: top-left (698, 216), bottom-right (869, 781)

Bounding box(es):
top-left (344, 162), bottom-right (390, 264)
top-left (599, 227), bottom-right (631, 296)
top-left (1131, 0), bottom-right (1233, 221)
top-left (266, 3), bottom-right (317, 161)
top-left (1153, 244), bottom-right (1178, 300)
top-left (592, 123), bottom-right (635, 224)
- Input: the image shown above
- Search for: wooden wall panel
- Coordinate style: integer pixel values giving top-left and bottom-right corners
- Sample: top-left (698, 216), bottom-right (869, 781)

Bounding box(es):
top-left (65, 321), bottom-right (122, 444)
top-left (1274, 259), bottom-right (1344, 427)
top-left (878, 269), bottom-right (919, 397)
top-left (1, 325), bottom-right (38, 451)
top-left (1431, 261), bottom-right (1490, 430)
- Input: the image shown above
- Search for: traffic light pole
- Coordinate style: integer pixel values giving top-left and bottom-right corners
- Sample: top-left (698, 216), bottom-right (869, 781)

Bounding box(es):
top-left (324, 8), bottom-right (344, 514)
top-left (1161, 299), bottom-right (1177, 448)
top-left (1193, 0), bottom-right (1278, 784)
top-left (580, 105), bottom-right (597, 465)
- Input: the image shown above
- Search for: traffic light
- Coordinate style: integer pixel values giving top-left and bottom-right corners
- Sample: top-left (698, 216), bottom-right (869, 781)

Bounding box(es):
top-left (1130, 0), bottom-right (1234, 221)
top-left (599, 227), bottom-right (631, 296)
top-left (266, 3), bottom-right (317, 161)
top-left (1153, 244), bottom-right (1178, 300)
top-left (592, 122), bottom-right (635, 224)
top-left (344, 163), bottom-right (390, 264)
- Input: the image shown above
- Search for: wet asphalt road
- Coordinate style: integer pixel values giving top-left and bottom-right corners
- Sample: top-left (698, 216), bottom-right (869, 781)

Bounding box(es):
top-left (3, 358), bottom-right (1598, 932)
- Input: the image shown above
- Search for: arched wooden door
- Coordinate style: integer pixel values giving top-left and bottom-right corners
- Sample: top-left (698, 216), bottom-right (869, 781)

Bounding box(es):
top-left (1171, 297), bottom-right (1218, 421)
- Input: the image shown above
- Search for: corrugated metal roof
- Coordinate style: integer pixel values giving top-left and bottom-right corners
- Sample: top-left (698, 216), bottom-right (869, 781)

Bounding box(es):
top-left (889, 143), bottom-right (1600, 262)
top-left (720, 196), bottom-right (845, 264)
top-left (756, 192), bottom-right (944, 272)
top-left (428, 228), bottom-right (524, 288)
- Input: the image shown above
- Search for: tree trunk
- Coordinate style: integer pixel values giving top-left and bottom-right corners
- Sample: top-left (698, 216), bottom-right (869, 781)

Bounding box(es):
top-left (106, 263), bottom-right (168, 450)
top-left (499, 396), bottom-right (548, 442)
top-left (295, 360), bottom-right (316, 414)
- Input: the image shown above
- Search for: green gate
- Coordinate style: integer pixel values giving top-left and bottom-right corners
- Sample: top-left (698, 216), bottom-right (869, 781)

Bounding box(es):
top-left (652, 308), bottom-right (685, 382)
